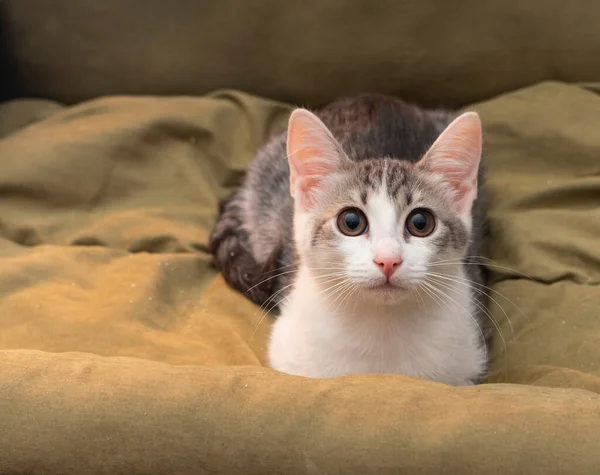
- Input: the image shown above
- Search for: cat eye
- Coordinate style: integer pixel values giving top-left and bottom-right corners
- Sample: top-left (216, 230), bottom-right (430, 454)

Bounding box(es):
top-left (406, 209), bottom-right (436, 237)
top-left (337, 208), bottom-right (368, 236)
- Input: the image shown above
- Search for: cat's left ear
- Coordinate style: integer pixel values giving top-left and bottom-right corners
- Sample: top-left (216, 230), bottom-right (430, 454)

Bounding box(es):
top-left (417, 112), bottom-right (482, 215)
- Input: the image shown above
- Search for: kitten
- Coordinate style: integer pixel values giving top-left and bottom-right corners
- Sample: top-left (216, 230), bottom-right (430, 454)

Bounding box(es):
top-left (209, 94), bottom-right (490, 385)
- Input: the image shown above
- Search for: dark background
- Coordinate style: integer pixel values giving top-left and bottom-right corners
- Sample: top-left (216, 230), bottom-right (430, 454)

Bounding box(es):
top-left (1, 0), bottom-right (599, 107)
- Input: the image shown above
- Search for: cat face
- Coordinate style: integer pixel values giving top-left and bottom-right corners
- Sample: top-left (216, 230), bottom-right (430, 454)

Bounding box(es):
top-left (287, 109), bottom-right (482, 304)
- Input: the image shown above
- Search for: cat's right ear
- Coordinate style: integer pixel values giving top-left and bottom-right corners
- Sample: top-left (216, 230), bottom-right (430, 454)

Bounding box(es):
top-left (417, 112), bottom-right (482, 216)
top-left (287, 109), bottom-right (347, 211)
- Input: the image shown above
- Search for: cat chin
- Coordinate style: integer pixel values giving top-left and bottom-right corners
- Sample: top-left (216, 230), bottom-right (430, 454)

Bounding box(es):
top-left (362, 283), bottom-right (410, 305)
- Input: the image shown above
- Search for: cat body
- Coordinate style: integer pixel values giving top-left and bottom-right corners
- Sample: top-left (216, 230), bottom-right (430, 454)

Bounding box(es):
top-left (210, 94), bottom-right (490, 385)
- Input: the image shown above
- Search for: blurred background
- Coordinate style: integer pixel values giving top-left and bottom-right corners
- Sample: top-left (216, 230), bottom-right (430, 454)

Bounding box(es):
top-left (2, 0), bottom-right (599, 107)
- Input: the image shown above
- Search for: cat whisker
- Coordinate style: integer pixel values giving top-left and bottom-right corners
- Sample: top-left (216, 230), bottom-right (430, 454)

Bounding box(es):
top-left (313, 275), bottom-right (350, 287)
top-left (418, 280), bottom-right (448, 315)
top-left (320, 279), bottom-right (353, 303)
top-left (423, 274), bottom-right (509, 353)
top-left (411, 285), bottom-right (426, 312)
top-left (256, 283), bottom-right (293, 316)
top-left (251, 272), bottom-right (353, 338)
top-left (250, 294), bottom-right (293, 342)
top-left (249, 283), bottom-right (295, 341)
top-left (263, 262), bottom-right (299, 274)
top-left (331, 281), bottom-right (359, 316)
top-left (246, 270), bottom-right (299, 293)
top-left (263, 259), bottom-right (347, 276)
top-left (419, 280), bottom-right (490, 369)
top-left (250, 272), bottom-right (347, 336)
top-left (430, 255), bottom-right (497, 264)
top-left (425, 269), bottom-right (531, 326)
top-left (425, 279), bottom-right (506, 377)
top-left (327, 282), bottom-right (352, 308)
top-left (343, 283), bottom-right (360, 314)
top-left (314, 278), bottom-right (362, 314)
top-left (247, 267), bottom-right (348, 294)
top-left (308, 267), bottom-right (350, 272)
top-left (428, 258), bottom-right (536, 281)
top-left (418, 280), bottom-right (483, 364)
top-left (423, 270), bottom-right (527, 336)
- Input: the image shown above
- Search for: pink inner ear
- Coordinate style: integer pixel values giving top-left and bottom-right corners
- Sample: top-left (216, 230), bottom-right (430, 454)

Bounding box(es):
top-left (286, 109), bottom-right (347, 209)
top-left (418, 112), bottom-right (482, 213)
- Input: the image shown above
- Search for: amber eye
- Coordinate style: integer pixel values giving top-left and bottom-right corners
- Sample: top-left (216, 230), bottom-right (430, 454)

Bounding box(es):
top-left (337, 208), bottom-right (368, 236)
top-left (406, 209), bottom-right (436, 237)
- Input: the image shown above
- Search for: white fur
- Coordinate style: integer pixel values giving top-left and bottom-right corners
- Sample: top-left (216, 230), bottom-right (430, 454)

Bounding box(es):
top-left (269, 266), bottom-right (485, 385)
top-left (269, 189), bottom-right (486, 386)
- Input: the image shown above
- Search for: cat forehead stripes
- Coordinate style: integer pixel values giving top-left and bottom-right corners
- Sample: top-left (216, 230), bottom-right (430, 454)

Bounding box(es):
top-left (352, 158), bottom-right (415, 204)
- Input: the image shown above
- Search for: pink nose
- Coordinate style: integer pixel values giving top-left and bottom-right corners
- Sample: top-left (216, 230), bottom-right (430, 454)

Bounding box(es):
top-left (373, 255), bottom-right (403, 280)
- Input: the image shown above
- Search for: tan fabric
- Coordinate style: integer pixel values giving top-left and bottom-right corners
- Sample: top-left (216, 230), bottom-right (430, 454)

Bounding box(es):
top-left (0, 83), bottom-right (599, 473)
top-left (0, 91), bottom-right (290, 366)
top-left (474, 84), bottom-right (600, 387)
top-left (2, 350), bottom-right (600, 474)
top-left (2, 1), bottom-right (600, 107)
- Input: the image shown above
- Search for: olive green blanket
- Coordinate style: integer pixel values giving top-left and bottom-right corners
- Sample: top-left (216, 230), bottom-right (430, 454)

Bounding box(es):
top-left (0, 81), bottom-right (598, 473)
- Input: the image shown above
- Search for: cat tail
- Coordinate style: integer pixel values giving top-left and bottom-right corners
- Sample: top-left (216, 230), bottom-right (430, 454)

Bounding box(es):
top-left (208, 191), bottom-right (281, 306)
